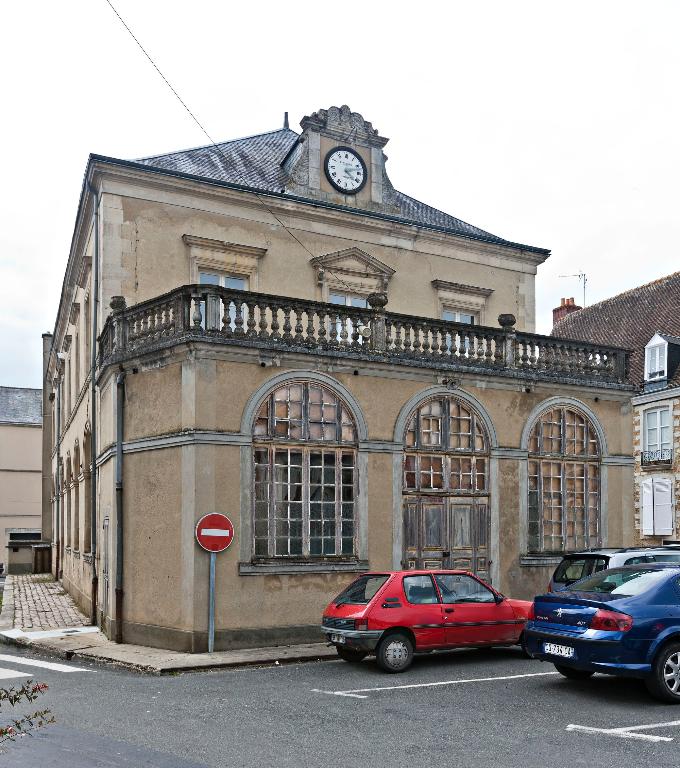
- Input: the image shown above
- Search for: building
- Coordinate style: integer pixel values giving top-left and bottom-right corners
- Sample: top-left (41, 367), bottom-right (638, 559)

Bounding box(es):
top-left (0, 386), bottom-right (43, 573)
top-left (636, 333), bottom-right (680, 541)
top-left (44, 105), bottom-right (634, 652)
top-left (552, 271), bottom-right (680, 546)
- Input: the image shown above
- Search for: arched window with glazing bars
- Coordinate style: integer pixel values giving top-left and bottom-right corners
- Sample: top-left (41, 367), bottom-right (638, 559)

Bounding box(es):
top-left (403, 397), bottom-right (489, 494)
top-left (253, 381), bottom-right (357, 559)
top-left (527, 406), bottom-right (601, 553)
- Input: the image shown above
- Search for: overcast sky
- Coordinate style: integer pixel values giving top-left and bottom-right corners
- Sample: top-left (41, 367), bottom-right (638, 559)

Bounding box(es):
top-left (1, 0), bottom-right (678, 389)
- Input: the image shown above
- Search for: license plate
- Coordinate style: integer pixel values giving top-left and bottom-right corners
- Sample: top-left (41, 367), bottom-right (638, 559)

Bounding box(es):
top-left (330, 634), bottom-right (346, 645)
top-left (543, 642), bottom-right (575, 659)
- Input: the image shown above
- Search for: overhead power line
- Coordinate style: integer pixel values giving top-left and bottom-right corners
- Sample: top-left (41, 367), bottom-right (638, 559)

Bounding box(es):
top-left (103, 0), bottom-right (361, 297)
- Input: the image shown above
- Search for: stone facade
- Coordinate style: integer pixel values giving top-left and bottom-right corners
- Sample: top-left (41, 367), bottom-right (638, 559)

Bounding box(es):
top-left (632, 390), bottom-right (680, 545)
top-left (44, 106), bottom-right (635, 652)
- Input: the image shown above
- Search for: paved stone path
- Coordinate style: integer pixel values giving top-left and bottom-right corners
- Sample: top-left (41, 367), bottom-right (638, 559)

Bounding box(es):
top-left (11, 575), bottom-right (89, 631)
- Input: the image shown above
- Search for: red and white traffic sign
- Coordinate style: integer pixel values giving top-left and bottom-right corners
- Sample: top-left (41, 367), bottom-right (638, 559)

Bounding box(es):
top-left (195, 513), bottom-right (234, 553)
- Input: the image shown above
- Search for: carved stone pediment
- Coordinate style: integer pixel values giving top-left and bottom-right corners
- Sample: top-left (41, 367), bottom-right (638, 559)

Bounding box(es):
top-left (300, 105), bottom-right (388, 148)
top-left (310, 247), bottom-right (395, 293)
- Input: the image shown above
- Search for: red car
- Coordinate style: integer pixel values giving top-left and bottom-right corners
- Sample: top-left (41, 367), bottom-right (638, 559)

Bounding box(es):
top-left (321, 570), bottom-right (532, 672)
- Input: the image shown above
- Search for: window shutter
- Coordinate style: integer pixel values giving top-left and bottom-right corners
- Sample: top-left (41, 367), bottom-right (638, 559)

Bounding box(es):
top-left (653, 478), bottom-right (674, 536)
top-left (641, 478), bottom-right (655, 535)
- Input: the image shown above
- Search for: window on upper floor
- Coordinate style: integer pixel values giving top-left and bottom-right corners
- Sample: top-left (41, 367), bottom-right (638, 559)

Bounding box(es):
top-left (199, 271), bottom-right (249, 291)
top-left (644, 407), bottom-right (672, 453)
top-left (329, 291), bottom-right (368, 308)
top-left (442, 308), bottom-right (477, 325)
top-left (199, 271), bottom-right (249, 330)
top-left (645, 342), bottom-right (666, 380)
top-left (329, 292), bottom-right (369, 343)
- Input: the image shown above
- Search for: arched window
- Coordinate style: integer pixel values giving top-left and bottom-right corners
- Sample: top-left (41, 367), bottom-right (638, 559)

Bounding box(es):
top-left (82, 431), bottom-right (92, 554)
top-left (253, 381), bottom-right (357, 559)
top-left (73, 442), bottom-right (80, 551)
top-left (527, 406), bottom-right (601, 553)
top-left (403, 397), bottom-right (488, 493)
top-left (401, 395), bottom-right (491, 577)
top-left (65, 454), bottom-right (72, 548)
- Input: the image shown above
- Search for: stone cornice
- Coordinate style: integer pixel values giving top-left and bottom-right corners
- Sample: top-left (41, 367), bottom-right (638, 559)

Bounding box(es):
top-left (431, 280), bottom-right (494, 297)
top-left (632, 387), bottom-right (680, 406)
top-left (181, 234), bottom-right (267, 260)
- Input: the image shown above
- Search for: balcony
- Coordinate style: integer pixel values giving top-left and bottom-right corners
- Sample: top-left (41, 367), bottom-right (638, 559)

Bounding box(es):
top-left (642, 449), bottom-right (673, 468)
top-left (98, 285), bottom-right (631, 387)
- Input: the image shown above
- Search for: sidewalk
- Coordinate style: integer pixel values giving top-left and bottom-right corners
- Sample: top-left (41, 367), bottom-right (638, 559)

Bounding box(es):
top-left (0, 575), bottom-right (335, 674)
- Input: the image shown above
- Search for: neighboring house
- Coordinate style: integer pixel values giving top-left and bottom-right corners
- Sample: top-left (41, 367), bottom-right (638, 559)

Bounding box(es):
top-left (635, 333), bottom-right (680, 542)
top-left (44, 104), bottom-right (634, 652)
top-left (552, 271), bottom-right (680, 546)
top-left (0, 387), bottom-right (42, 573)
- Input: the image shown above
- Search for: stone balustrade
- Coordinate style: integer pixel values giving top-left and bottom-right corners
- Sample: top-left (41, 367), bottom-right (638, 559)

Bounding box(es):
top-left (98, 285), bottom-right (630, 386)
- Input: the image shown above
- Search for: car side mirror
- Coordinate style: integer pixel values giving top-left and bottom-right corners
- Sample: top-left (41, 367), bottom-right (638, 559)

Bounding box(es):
top-left (494, 593), bottom-right (505, 604)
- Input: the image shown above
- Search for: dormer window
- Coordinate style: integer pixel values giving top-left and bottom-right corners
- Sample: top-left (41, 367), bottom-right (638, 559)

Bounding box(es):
top-left (647, 345), bottom-right (665, 379)
top-left (644, 335), bottom-right (667, 381)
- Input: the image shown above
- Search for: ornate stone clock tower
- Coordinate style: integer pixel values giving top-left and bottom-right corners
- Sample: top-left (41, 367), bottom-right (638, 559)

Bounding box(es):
top-left (284, 104), bottom-right (400, 215)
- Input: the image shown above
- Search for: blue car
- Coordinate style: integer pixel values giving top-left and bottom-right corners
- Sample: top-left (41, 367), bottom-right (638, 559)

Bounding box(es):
top-left (525, 564), bottom-right (680, 702)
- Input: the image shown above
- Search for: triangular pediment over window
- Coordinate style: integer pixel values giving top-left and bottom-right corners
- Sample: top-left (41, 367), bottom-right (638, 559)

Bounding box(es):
top-left (310, 248), bottom-right (395, 293)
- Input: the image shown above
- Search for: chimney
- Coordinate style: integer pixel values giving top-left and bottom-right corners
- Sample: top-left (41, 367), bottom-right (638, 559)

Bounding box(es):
top-left (552, 297), bottom-right (582, 327)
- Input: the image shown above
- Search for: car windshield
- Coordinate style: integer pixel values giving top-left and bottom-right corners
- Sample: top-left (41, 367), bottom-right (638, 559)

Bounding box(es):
top-left (333, 575), bottom-right (389, 605)
top-left (571, 568), bottom-right (671, 596)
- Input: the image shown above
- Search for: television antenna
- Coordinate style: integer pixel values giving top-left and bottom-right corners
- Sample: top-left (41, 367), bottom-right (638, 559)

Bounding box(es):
top-left (558, 271), bottom-right (587, 307)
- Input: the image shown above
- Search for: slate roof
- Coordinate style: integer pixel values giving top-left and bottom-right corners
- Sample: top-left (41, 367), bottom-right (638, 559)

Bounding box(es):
top-left (551, 271), bottom-right (680, 388)
top-left (0, 387), bottom-right (42, 425)
top-left (135, 128), bottom-right (545, 253)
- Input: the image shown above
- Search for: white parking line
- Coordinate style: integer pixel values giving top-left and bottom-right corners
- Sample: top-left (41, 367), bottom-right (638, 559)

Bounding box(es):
top-left (567, 719), bottom-right (680, 743)
top-left (0, 667), bottom-right (31, 681)
top-left (312, 670), bottom-right (559, 699)
top-left (0, 654), bottom-right (89, 673)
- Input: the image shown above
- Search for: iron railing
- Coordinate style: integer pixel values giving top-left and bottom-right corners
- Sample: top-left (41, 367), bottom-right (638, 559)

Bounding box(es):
top-left (641, 449), bottom-right (673, 466)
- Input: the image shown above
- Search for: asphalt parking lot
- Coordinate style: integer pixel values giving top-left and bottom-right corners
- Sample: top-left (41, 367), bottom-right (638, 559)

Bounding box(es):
top-left (3, 645), bottom-right (680, 767)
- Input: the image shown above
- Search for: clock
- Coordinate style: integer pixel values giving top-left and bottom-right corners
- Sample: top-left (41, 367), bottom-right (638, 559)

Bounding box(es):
top-left (324, 146), bottom-right (367, 194)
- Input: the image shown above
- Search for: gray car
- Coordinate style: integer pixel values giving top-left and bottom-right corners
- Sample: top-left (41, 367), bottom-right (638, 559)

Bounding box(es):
top-left (549, 545), bottom-right (680, 592)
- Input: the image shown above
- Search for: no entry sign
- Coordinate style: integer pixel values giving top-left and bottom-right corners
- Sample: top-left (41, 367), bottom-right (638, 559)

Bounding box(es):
top-left (195, 513), bottom-right (234, 553)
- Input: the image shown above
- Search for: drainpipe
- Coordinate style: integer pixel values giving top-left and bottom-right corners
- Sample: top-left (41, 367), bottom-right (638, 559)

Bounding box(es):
top-left (88, 182), bottom-right (100, 626)
top-left (115, 370), bottom-right (125, 644)
top-left (54, 370), bottom-right (62, 579)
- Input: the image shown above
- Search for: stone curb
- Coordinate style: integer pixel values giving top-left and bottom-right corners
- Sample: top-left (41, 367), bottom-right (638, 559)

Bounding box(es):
top-left (0, 629), bottom-right (338, 675)
top-left (0, 575), bottom-right (338, 675)
top-left (0, 576), bottom-right (15, 632)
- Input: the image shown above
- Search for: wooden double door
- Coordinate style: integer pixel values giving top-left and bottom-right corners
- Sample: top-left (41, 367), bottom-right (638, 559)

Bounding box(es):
top-left (403, 496), bottom-right (491, 582)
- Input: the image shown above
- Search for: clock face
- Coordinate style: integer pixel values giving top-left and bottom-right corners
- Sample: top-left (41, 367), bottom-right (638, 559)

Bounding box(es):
top-left (325, 146), bottom-right (367, 194)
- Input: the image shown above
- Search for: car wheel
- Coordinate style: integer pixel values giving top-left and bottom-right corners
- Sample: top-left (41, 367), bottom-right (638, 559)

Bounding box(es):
top-left (376, 632), bottom-right (414, 673)
top-left (645, 642), bottom-right (680, 704)
top-left (336, 647), bottom-right (367, 663)
top-left (554, 664), bottom-right (594, 680)
top-left (518, 633), bottom-right (532, 659)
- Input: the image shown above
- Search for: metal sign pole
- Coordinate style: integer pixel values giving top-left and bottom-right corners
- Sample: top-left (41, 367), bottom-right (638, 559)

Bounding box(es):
top-left (208, 551), bottom-right (216, 654)
top-left (196, 513), bottom-right (233, 654)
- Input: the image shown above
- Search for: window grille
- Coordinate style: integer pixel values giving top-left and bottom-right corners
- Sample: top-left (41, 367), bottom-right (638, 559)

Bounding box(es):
top-left (527, 407), bottom-right (601, 552)
top-left (403, 397), bottom-right (488, 493)
top-left (253, 382), bottom-right (357, 559)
